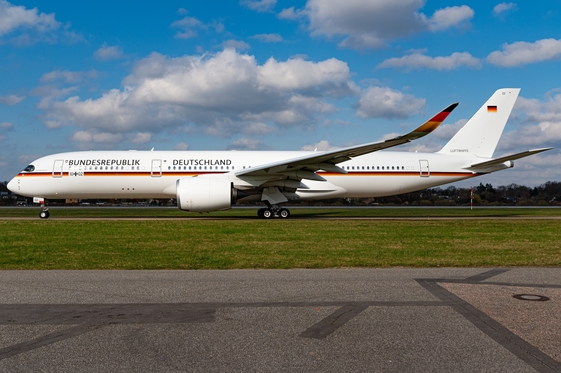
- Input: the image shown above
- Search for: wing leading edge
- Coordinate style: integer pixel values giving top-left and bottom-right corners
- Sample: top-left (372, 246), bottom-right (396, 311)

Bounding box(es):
top-left (235, 102), bottom-right (459, 183)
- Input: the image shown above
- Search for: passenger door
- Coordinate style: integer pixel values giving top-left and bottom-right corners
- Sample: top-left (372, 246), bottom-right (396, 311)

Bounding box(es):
top-left (151, 159), bottom-right (162, 177)
top-left (52, 159), bottom-right (64, 178)
top-left (419, 159), bottom-right (430, 177)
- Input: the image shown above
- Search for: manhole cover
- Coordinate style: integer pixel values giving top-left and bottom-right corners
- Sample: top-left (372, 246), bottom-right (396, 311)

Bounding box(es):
top-left (512, 294), bottom-right (550, 301)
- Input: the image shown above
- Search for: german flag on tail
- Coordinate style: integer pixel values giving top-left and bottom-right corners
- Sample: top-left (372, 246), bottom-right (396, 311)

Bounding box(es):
top-left (487, 105), bottom-right (497, 112)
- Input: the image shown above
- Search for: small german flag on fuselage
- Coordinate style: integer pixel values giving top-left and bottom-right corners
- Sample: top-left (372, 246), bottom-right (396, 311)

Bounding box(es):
top-left (487, 105), bottom-right (497, 112)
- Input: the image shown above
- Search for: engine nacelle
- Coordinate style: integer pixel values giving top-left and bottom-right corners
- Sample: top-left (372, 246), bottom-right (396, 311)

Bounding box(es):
top-left (176, 177), bottom-right (234, 212)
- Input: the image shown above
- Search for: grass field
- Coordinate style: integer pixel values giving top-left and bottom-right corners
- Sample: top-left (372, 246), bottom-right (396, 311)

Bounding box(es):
top-left (1, 207), bottom-right (561, 269)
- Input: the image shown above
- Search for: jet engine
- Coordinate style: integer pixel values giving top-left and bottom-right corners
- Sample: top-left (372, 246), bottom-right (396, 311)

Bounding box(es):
top-left (176, 178), bottom-right (235, 212)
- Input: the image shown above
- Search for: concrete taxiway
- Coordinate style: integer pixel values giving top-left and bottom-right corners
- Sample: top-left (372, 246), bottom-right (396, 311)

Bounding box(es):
top-left (0, 268), bottom-right (560, 372)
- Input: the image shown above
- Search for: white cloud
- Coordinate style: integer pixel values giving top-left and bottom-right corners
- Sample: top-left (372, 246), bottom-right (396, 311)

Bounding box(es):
top-left (170, 16), bottom-right (223, 39)
top-left (300, 140), bottom-right (338, 151)
top-left (40, 49), bottom-right (357, 144)
top-left (493, 3), bottom-right (517, 17)
top-left (426, 5), bottom-right (474, 31)
top-left (0, 121), bottom-right (14, 130)
top-left (278, 7), bottom-right (304, 20)
top-left (71, 130), bottom-right (123, 144)
top-left (0, 0), bottom-right (80, 45)
top-left (377, 52), bottom-right (481, 71)
top-left (487, 38), bottom-right (561, 67)
top-left (227, 137), bottom-right (268, 150)
top-left (0, 0), bottom-right (59, 37)
top-left (40, 69), bottom-right (98, 84)
top-left (94, 44), bottom-right (125, 61)
top-left (130, 132), bottom-right (152, 144)
top-left (433, 119), bottom-right (467, 142)
top-left (236, 122), bottom-right (275, 135)
top-left (171, 16), bottom-right (203, 39)
top-left (258, 57), bottom-right (355, 94)
top-left (222, 39), bottom-right (251, 50)
top-left (300, 0), bottom-right (474, 49)
top-left (173, 142), bottom-right (189, 150)
top-left (356, 86), bottom-right (425, 119)
top-left (0, 94), bottom-right (25, 105)
top-left (498, 94), bottom-right (561, 151)
top-left (240, 0), bottom-right (276, 13)
top-left (251, 33), bottom-right (283, 43)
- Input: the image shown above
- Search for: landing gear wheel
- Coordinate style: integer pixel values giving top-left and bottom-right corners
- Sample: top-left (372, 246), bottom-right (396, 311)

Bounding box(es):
top-left (39, 210), bottom-right (50, 219)
top-left (257, 208), bottom-right (266, 218)
top-left (262, 209), bottom-right (273, 219)
top-left (279, 208), bottom-right (290, 219)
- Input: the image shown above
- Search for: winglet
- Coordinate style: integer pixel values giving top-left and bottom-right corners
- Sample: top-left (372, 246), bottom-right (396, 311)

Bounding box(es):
top-left (397, 102), bottom-right (459, 141)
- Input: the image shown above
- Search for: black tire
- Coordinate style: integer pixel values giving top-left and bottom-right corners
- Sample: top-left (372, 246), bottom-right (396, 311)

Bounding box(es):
top-left (262, 209), bottom-right (273, 219)
top-left (39, 211), bottom-right (50, 219)
top-left (257, 208), bottom-right (266, 218)
top-left (279, 208), bottom-right (290, 219)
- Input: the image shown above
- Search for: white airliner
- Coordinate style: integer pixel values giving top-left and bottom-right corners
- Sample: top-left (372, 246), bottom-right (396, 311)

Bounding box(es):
top-left (8, 88), bottom-right (551, 218)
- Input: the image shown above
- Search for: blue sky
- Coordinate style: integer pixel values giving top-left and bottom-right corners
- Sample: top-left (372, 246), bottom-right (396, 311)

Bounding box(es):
top-left (1, 0), bottom-right (561, 187)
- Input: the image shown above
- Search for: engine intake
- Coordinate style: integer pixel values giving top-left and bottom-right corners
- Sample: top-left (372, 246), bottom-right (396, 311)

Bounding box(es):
top-left (176, 178), bottom-right (234, 212)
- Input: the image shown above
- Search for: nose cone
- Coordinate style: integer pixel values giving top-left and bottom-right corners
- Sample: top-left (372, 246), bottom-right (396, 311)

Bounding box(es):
top-left (7, 178), bottom-right (17, 193)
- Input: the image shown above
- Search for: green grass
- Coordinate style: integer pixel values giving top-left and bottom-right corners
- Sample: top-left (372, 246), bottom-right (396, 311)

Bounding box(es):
top-left (2, 206), bottom-right (561, 218)
top-left (1, 206), bottom-right (561, 269)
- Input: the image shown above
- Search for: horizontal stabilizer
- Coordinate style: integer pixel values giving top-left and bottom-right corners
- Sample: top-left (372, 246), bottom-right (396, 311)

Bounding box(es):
top-left (466, 147), bottom-right (553, 171)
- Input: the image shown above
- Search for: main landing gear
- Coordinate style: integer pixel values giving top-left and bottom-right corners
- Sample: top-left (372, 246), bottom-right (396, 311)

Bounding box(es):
top-left (257, 204), bottom-right (290, 219)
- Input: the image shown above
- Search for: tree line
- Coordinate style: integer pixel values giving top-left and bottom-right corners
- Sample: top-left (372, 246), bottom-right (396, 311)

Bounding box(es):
top-left (299, 181), bottom-right (561, 206)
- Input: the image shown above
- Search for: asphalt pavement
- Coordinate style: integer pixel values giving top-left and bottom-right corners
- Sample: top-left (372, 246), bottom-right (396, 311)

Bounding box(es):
top-left (1, 268), bottom-right (560, 372)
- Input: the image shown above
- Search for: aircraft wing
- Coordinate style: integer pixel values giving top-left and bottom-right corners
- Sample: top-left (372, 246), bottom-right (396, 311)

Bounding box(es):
top-left (466, 147), bottom-right (553, 172)
top-left (235, 103), bottom-right (459, 183)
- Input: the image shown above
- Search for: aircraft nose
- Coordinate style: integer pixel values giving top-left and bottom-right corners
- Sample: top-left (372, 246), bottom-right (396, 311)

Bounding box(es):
top-left (7, 178), bottom-right (17, 193)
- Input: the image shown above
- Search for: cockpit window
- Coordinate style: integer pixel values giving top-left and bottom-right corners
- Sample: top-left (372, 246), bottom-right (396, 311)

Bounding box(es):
top-left (23, 165), bottom-right (35, 172)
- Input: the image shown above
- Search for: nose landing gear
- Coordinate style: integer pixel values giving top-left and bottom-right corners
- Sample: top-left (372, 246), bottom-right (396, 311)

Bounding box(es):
top-left (34, 197), bottom-right (50, 219)
top-left (39, 208), bottom-right (50, 219)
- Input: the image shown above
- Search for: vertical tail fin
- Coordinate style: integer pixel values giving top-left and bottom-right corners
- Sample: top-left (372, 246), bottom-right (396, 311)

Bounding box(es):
top-left (438, 88), bottom-right (520, 158)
